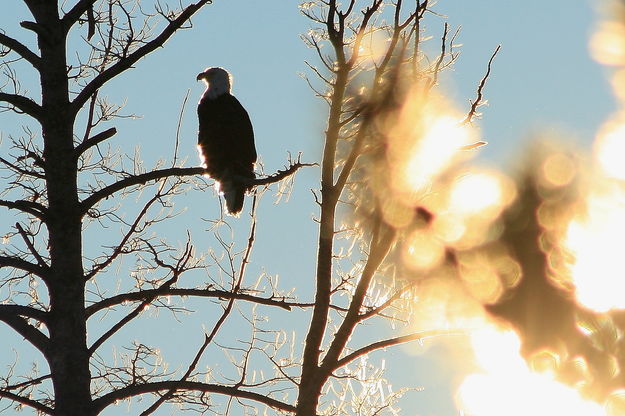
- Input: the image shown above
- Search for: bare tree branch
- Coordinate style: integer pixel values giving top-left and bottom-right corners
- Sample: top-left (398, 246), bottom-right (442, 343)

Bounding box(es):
top-left (0, 255), bottom-right (48, 278)
top-left (73, 127), bottom-right (117, 160)
top-left (0, 304), bottom-right (48, 324)
top-left (71, 0), bottom-right (214, 113)
top-left (92, 381), bottom-right (296, 414)
top-left (140, 196), bottom-right (259, 415)
top-left (86, 288), bottom-right (293, 318)
top-left (80, 167), bottom-right (203, 215)
top-left (88, 238), bottom-right (195, 355)
top-left (0, 92), bottom-right (43, 120)
top-left (0, 199), bottom-right (47, 221)
top-left (0, 389), bottom-right (54, 415)
top-left (15, 222), bottom-right (49, 270)
top-left (61, 0), bottom-right (98, 31)
top-left (321, 226), bottom-right (396, 372)
top-left (463, 44), bottom-right (501, 124)
top-left (333, 330), bottom-right (460, 370)
top-left (0, 32), bottom-right (41, 69)
top-left (0, 156), bottom-right (44, 179)
top-left (0, 310), bottom-right (49, 354)
top-left (80, 162), bottom-right (313, 216)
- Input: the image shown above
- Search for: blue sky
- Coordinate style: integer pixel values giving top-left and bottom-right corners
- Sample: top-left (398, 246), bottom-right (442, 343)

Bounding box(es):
top-left (0, 1), bottom-right (613, 414)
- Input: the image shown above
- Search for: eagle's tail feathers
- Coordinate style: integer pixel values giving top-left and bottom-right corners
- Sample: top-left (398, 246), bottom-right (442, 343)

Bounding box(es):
top-left (224, 188), bottom-right (245, 216)
top-left (220, 177), bottom-right (246, 216)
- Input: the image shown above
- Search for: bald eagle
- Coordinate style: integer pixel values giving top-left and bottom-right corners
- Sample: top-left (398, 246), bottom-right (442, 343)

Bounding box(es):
top-left (197, 67), bottom-right (257, 216)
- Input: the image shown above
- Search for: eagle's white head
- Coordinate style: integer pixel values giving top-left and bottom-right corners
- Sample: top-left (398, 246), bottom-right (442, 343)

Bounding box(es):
top-left (197, 67), bottom-right (231, 99)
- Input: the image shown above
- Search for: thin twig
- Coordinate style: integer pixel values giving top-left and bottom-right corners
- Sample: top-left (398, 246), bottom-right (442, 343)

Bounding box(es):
top-left (463, 45), bottom-right (501, 124)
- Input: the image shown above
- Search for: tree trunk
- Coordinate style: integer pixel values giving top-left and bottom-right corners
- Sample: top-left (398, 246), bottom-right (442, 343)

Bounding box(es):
top-left (36, 4), bottom-right (93, 414)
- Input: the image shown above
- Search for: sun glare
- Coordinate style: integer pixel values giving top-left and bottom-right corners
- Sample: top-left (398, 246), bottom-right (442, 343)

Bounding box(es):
top-left (590, 21), bottom-right (625, 66)
top-left (386, 91), bottom-right (478, 200)
top-left (457, 326), bottom-right (606, 416)
top-left (595, 120), bottom-right (625, 180)
top-left (403, 115), bottom-right (473, 192)
top-left (448, 172), bottom-right (503, 216)
top-left (564, 186), bottom-right (625, 312)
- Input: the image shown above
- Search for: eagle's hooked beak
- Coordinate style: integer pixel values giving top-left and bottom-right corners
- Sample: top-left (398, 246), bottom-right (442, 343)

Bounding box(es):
top-left (196, 72), bottom-right (205, 82)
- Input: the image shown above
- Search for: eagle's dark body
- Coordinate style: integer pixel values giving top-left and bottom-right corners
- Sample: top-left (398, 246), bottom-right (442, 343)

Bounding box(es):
top-left (197, 68), bottom-right (256, 215)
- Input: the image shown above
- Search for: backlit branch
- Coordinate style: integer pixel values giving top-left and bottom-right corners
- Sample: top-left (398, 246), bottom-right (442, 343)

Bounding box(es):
top-left (15, 223), bottom-right (49, 270)
top-left (463, 44), bottom-right (501, 124)
top-left (92, 381), bottom-right (296, 414)
top-left (80, 161), bottom-right (313, 216)
top-left (140, 196), bottom-right (259, 415)
top-left (84, 187), bottom-right (166, 280)
top-left (332, 330), bottom-right (458, 370)
top-left (79, 167), bottom-right (204, 215)
top-left (61, 0), bottom-right (98, 30)
top-left (88, 239), bottom-right (194, 355)
top-left (86, 288), bottom-right (292, 318)
top-left (321, 225), bottom-right (396, 371)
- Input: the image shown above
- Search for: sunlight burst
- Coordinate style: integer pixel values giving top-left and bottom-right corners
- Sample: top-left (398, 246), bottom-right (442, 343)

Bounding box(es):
top-left (403, 115), bottom-right (473, 193)
top-left (564, 185), bottom-right (625, 312)
top-left (595, 120), bottom-right (625, 180)
top-left (457, 327), bottom-right (606, 416)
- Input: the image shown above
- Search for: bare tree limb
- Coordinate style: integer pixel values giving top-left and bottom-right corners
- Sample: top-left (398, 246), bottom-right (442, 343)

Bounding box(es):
top-left (0, 92), bottom-right (43, 120)
top-left (0, 311), bottom-right (49, 354)
top-left (0, 32), bottom-right (41, 69)
top-left (0, 156), bottom-right (44, 179)
top-left (3, 374), bottom-right (51, 391)
top-left (80, 162), bottom-right (313, 216)
top-left (62, 0), bottom-right (98, 32)
top-left (15, 223), bottom-right (49, 270)
top-left (73, 127), bottom-right (117, 160)
top-left (71, 0), bottom-right (214, 113)
top-left (80, 167), bottom-right (203, 215)
top-left (321, 225), bottom-right (396, 372)
top-left (88, 239), bottom-right (195, 355)
top-left (333, 330), bottom-right (460, 370)
top-left (0, 255), bottom-right (48, 278)
top-left (0, 199), bottom-right (47, 221)
top-left (92, 381), bottom-right (296, 414)
top-left (0, 389), bottom-right (54, 415)
top-left (0, 304), bottom-right (48, 324)
top-left (86, 288), bottom-right (293, 318)
top-left (84, 188), bottom-right (163, 280)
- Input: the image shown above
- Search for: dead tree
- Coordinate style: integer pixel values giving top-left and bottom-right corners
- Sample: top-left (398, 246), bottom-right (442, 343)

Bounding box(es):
top-left (0, 1), bottom-right (304, 415)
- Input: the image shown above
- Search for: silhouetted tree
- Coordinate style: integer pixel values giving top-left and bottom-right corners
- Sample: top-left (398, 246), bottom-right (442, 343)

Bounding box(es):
top-left (0, 1), bottom-right (495, 414)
